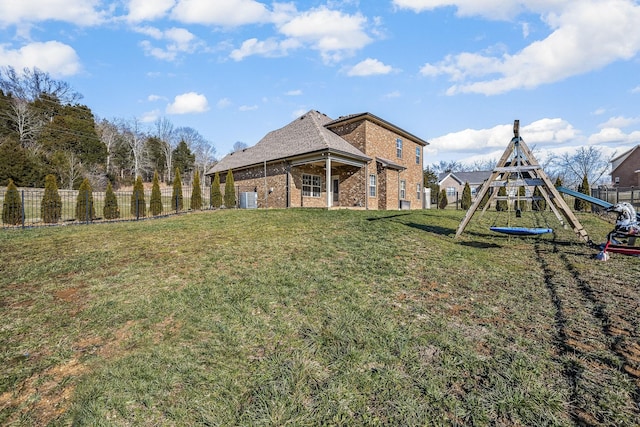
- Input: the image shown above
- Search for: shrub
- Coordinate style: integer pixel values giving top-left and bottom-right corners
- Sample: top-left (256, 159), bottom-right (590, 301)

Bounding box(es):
top-left (41, 174), bottom-right (62, 223)
top-left (210, 172), bottom-right (222, 209)
top-left (190, 170), bottom-right (202, 210)
top-left (130, 176), bottom-right (146, 218)
top-left (2, 179), bottom-right (22, 225)
top-left (575, 175), bottom-right (590, 212)
top-left (438, 188), bottom-right (448, 209)
top-left (515, 186), bottom-right (527, 212)
top-left (75, 178), bottom-right (95, 222)
top-left (224, 170), bottom-right (236, 208)
top-left (461, 182), bottom-right (471, 210)
top-left (496, 186), bottom-right (508, 212)
top-left (172, 168), bottom-right (183, 212)
top-left (150, 171), bottom-right (163, 216)
top-left (103, 181), bottom-right (120, 219)
top-left (532, 187), bottom-right (546, 211)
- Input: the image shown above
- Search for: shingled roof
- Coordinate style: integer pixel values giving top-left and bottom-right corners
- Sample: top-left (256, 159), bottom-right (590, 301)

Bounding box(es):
top-left (208, 110), bottom-right (371, 174)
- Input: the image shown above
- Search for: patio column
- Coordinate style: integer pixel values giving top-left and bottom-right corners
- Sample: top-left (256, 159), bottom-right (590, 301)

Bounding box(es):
top-left (326, 154), bottom-right (332, 208)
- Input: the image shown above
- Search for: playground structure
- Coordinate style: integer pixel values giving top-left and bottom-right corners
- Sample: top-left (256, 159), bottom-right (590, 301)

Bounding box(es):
top-left (455, 120), bottom-right (589, 242)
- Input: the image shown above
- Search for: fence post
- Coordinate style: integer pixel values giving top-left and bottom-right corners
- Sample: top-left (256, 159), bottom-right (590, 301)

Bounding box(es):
top-left (21, 190), bottom-right (25, 229)
top-left (135, 192), bottom-right (139, 220)
top-left (631, 187), bottom-right (635, 205)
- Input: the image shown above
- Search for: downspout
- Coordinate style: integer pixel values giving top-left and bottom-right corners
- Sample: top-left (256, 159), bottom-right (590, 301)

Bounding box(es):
top-left (365, 162), bottom-right (369, 210)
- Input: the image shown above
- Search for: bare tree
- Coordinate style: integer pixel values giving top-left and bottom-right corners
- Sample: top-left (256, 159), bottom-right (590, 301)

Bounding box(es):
top-left (121, 117), bottom-right (148, 179)
top-left (193, 140), bottom-right (217, 184)
top-left (95, 118), bottom-right (120, 175)
top-left (0, 66), bottom-right (82, 104)
top-left (51, 151), bottom-right (84, 190)
top-left (550, 146), bottom-right (613, 187)
top-left (6, 98), bottom-right (43, 151)
top-left (232, 141), bottom-right (248, 152)
top-left (154, 117), bottom-right (175, 182)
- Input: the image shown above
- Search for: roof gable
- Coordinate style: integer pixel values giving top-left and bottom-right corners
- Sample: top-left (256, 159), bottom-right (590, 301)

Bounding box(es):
top-left (438, 170), bottom-right (492, 185)
top-left (325, 112), bottom-right (429, 147)
top-left (208, 110), bottom-right (370, 173)
top-left (611, 145), bottom-right (640, 172)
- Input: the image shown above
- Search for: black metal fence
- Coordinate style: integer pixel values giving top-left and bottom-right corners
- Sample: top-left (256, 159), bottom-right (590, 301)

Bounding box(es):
top-left (1, 185), bottom-right (217, 229)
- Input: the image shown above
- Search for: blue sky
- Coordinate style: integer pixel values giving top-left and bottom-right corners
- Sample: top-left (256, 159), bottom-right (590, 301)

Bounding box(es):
top-left (1, 0), bottom-right (640, 168)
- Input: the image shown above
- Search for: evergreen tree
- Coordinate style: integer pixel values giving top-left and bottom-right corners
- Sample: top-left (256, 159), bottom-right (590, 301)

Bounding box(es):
top-left (210, 172), bottom-right (222, 208)
top-left (41, 174), bottom-right (62, 223)
top-left (150, 170), bottom-right (163, 216)
top-left (224, 169), bottom-right (236, 208)
top-left (2, 178), bottom-right (22, 225)
top-left (172, 168), bottom-right (184, 211)
top-left (438, 188), bottom-right (448, 209)
top-left (515, 186), bottom-right (527, 212)
top-left (172, 141), bottom-right (195, 179)
top-left (460, 182), bottom-right (472, 210)
top-left (575, 175), bottom-right (590, 212)
top-left (478, 186), bottom-right (490, 209)
top-left (103, 181), bottom-right (120, 219)
top-left (554, 176), bottom-right (563, 187)
top-left (532, 187), bottom-right (546, 211)
top-left (130, 176), bottom-right (146, 218)
top-left (574, 183), bottom-right (584, 211)
top-left (496, 186), bottom-right (508, 211)
top-left (75, 178), bottom-right (95, 222)
top-left (190, 170), bottom-right (202, 210)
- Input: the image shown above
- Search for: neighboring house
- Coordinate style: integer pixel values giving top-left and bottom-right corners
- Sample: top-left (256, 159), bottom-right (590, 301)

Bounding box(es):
top-left (206, 110), bottom-right (428, 210)
top-left (437, 171), bottom-right (492, 204)
top-left (610, 145), bottom-right (640, 187)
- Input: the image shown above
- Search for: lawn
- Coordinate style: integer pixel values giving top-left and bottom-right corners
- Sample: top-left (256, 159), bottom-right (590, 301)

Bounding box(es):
top-left (0, 208), bottom-right (638, 426)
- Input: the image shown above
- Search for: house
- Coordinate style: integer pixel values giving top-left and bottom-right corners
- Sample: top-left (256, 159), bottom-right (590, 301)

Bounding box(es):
top-left (610, 145), bottom-right (640, 187)
top-left (206, 110), bottom-right (428, 210)
top-left (437, 171), bottom-right (492, 204)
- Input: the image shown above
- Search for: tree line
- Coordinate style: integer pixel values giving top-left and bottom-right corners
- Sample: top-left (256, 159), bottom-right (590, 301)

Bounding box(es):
top-left (0, 66), bottom-right (217, 190)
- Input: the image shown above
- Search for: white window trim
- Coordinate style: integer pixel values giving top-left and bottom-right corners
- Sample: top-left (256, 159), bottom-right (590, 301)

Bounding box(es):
top-left (302, 174), bottom-right (321, 197)
top-left (396, 138), bottom-right (403, 159)
top-left (400, 180), bottom-right (406, 199)
top-left (369, 174), bottom-right (377, 197)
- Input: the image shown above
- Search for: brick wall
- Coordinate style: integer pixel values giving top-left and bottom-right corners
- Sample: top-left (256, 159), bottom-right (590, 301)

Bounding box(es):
top-left (612, 149), bottom-right (640, 187)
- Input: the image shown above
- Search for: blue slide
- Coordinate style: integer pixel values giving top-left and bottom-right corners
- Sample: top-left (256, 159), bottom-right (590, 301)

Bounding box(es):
top-left (556, 186), bottom-right (640, 221)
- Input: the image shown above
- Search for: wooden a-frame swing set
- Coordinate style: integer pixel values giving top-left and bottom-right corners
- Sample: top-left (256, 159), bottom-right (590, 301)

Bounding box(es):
top-left (455, 120), bottom-right (590, 242)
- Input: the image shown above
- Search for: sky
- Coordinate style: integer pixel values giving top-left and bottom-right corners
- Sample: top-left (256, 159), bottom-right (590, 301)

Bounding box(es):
top-left (1, 0), bottom-right (640, 172)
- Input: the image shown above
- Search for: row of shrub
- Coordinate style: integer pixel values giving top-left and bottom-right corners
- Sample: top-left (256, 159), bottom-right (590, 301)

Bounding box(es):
top-left (2, 169), bottom-right (236, 226)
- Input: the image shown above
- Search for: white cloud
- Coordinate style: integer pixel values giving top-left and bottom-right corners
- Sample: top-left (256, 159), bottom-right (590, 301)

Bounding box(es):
top-left (285, 89), bottom-right (303, 96)
top-left (0, 0), bottom-right (106, 27)
top-left (0, 41), bottom-right (81, 77)
top-left (632, 85), bottom-right (640, 94)
top-left (347, 58), bottom-right (395, 76)
top-left (417, 1), bottom-right (640, 95)
top-left (428, 118), bottom-right (579, 156)
top-left (166, 92), bottom-right (209, 114)
top-left (171, 0), bottom-right (270, 26)
top-left (217, 98), bottom-right (231, 109)
top-left (147, 94), bottom-right (166, 102)
top-left (598, 116), bottom-right (640, 129)
top-left (588, 127), bottom-right (640, 145)
top-left (230, 38), bottom-right (300, 61)
top-left (278, 6), bottom-right (372, 63)
top-left (141, 109), bottom-right (161, 123)
top-left (127, 0), bottom-right (175, 22)
top-left (136, 26), bottom-right (202, 61)
top-left (238, 105), bottom-right (258, 111)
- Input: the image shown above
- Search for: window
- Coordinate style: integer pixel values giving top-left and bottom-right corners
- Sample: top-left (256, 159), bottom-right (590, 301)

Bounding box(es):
top-left (400, 180), bottom-right (406, 199)
top-left (302, 174), bottom-right (321, 197)
top-left (415, 147), bottom-right (421, 164)
top-left (396, 138), bottom-right (403, 158)
top-left (416, 183), bottom-right (421, 200)
top-left (446, 187), bottom-right (456, 197)
top-left (369, 174), bottom-right (377, 197)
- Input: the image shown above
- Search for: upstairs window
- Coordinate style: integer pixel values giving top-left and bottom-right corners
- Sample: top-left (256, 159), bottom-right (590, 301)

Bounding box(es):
top-left (302, 174), bottom-right (321, 197)
top-left (396, 138), bottom-right (403, 158)
top-left (415, 146), bottom-right (421, 164)
top-left (369, 174), bottom-right (377, 197)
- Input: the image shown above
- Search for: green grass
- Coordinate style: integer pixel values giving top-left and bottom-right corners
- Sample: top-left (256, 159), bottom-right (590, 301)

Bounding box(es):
top-left (1, 208), bottom-right (638, 426)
